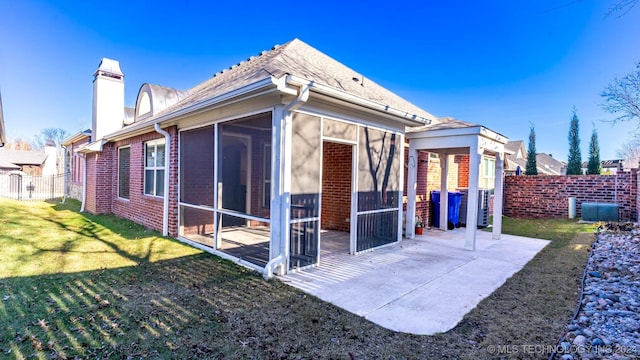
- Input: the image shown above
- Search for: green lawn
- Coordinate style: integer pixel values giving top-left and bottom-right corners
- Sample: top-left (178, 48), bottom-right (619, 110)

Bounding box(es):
top-left (1, 199), bottom-right (596, 359)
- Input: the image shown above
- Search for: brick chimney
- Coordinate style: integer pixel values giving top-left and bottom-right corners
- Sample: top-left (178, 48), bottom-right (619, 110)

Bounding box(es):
top-left (92, 58), bottom-right (124, 141)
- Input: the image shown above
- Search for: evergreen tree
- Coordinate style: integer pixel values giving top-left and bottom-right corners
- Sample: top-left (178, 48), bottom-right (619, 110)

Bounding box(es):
top-left (567, 109), bottom-right (583, 175)
top-left (525, 123), bottom-right (538, 175)
top-left (587, 126), bottom-right (601, 175)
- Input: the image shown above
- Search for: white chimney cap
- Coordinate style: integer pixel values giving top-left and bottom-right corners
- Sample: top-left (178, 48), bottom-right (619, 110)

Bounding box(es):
top-left (95, 58), bottom-right (123, 77)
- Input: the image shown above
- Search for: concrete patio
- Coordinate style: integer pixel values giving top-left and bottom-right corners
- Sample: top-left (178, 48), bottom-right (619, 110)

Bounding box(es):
top-left (281, 228), bottom-right (549, 335)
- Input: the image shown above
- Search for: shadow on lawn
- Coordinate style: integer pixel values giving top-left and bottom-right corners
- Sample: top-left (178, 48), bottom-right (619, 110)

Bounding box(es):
top-left (0, 252), bottom-right (288, 359)
top-left (2, 200), bottom-right (323, 359)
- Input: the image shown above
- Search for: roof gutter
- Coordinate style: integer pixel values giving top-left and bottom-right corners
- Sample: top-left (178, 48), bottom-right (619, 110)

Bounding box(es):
top-left (263, 80), bottom-right (311, 281)
top-left (286, 75), bottom-right (432, 126)
top-left (154, 123), bottom-right (171, 237)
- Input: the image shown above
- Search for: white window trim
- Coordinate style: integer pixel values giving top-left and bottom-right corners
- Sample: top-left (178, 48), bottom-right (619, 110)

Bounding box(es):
top-left (144, 139), bottom-right (166, 197)
top-left (118, 145), bottom-right (131, 200)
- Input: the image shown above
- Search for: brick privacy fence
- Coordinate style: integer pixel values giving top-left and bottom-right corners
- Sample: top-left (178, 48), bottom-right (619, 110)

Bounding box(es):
top-left (503, 171), bottom-right (639, 221)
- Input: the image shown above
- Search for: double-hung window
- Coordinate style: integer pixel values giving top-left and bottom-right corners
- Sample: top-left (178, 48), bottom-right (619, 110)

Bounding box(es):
top-left (145, 140), bottom-right (165, 197)
top-left (481, 156), bottom-right (496, 189)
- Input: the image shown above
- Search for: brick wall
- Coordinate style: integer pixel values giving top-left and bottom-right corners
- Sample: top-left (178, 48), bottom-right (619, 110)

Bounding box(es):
top-left (504, 172), bottom-right (638, 221)
top-left (455, 155), bottom-right (469, 188)
top-left (84, 145), bottom-right (114, 214)
top-left (402, 143), bottom-right (430, 227)
top-left (110, 131), bottom-right (169, 233)
top-left (321, 141), bottom-right (352, 232)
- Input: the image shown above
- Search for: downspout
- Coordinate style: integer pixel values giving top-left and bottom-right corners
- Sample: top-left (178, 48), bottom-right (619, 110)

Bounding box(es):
top-left (264, 80), bottom-right (311, 280)
top-left (80, 153), bottom-right (87, 212)
top-left (154, 123), bottom-right (171, 237)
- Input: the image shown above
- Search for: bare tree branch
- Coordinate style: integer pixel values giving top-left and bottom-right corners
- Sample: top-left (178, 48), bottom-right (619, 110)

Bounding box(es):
top-left (606, 0), bottom-right (639, 17)
top-left (601, 62), bottom-right (640, 125)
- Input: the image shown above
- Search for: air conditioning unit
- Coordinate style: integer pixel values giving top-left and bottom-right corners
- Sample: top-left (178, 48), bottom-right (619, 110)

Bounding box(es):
top-left (457, 189), bottom-right (491, 228)
top-left (477, 189), bottom-right (490, 228)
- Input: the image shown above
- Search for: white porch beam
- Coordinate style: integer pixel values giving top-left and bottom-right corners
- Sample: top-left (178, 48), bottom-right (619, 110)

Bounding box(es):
top-left (492, 151), bottom-right (504, 240)
top-left (439, 151), bottom-right (449, 231)
top-left (406, 144), bottom-right (418, 238)
top-left (465, 143), bottom-right (481, 250)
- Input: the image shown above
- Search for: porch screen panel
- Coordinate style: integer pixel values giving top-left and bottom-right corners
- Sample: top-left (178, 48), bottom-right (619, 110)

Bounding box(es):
top-left (356, 127), bottom-right (401, 251)
top-left (289, 112), bottom-right (321, 269)
top-left (180, 125), bottom-right (214, 207)
top-left (179, 126), bottom-right (215, 242)
top-left (179, 205), bottom-right (214, 246)
top-left (217, 113), bottom-right (272, 219)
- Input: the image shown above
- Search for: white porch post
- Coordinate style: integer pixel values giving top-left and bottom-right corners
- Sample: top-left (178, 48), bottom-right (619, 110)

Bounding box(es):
top-left (492, 151), bottom-right (504, 240)
top-left (439, 151), bottom-right (449, 230)
top-left (465, 143), bottom-right (481, 250)
top-left (269, 104), bottom-right (291, 275)
top-left (397, 136), bottom-right (405, 242)
top-left (406, 143), bottom-right (418, 238)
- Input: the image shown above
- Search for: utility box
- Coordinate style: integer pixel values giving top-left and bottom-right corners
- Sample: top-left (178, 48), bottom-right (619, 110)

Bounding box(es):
top-left (581, 203), bottom-right (619, 222)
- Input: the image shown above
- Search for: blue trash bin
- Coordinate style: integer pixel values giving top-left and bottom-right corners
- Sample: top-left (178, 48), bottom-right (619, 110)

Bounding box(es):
top-left (431, 191), bottom-right (462, 228)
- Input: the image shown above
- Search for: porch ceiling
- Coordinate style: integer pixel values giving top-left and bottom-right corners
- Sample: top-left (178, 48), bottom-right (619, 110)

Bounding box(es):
top-left (282, 229), bottom-right (549, 335)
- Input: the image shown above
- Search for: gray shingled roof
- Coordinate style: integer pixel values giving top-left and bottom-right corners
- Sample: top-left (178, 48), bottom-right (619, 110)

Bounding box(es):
top-left (536, 153), bottom-right (565, 175)
top-left (0, 149), bottom-right (47, 166)
top-left (504, 140), bottom-right (524, 155)
top-left (147, 38), bottom-right (435, 124)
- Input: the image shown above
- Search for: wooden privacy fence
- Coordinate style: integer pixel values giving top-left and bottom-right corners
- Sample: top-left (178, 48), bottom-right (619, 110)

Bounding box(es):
top-left (0, 173), bottom-right (66, 201)
top-left (503, 171), bottom-right (638, 221)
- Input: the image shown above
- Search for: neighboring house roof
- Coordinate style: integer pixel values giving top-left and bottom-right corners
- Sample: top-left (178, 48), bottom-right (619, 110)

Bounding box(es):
top-left (581, 159), bottom-right (624, 170)
top-left (0, 158), bottom-right (20, 170)
top-left (504, 140), bottom-right (566, 175)
top-left (0, 91), bottom-right (6, 147)
top-left (504, 141), bottom-right (527, 174)
top-left (0, 149), bottom-right (48, 167)
top-left (536, 153), bottom-right (565, 175)
top-left (504, 140), bottom-right (525, 158)
top-left (101, 38), bottom-right (436, 143)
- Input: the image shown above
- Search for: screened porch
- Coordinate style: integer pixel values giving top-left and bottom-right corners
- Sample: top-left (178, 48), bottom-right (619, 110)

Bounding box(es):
top-left (176, 109), bottom-right (406, 274)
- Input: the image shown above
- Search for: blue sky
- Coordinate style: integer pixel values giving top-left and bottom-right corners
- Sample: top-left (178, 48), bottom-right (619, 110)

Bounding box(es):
top-left (1, 0), bottom-right (639, 160)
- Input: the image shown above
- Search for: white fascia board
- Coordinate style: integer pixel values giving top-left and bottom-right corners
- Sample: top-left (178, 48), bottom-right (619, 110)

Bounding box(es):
top-left (407, 125), bottom-right (508, 144)
top-left (479, 126), bottom-right (508, 144)
top-left (406, 125), bottom-right (484, 139)
top-left (77, 139), bottom-right (106, 154)
top-left (62, 130), bottom-right (91, 146)
top-left (101, 77), bottom-right (280, 142)
top-left (286, 75), bottom-right (432, 127)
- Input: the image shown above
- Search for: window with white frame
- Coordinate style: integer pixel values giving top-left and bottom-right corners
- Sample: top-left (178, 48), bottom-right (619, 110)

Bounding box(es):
top-left (144, 140), bottom-right (165, 197)
top-left (118, 146), bottom-right (130, 199)
top-left (263, 144), bottom-right (271, 207)
top-left (480, 156), bottom-right (495, 189)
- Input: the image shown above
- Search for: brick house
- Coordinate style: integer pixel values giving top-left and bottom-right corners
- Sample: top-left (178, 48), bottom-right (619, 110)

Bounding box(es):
top-left (66, 39), bottom-right (507, 277)
top-left (62, 130), bottom-right (91, 200)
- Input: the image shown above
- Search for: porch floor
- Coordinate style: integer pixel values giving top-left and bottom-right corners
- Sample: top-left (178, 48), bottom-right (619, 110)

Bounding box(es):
top-left (281, 228), bottom-right (549, 335)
